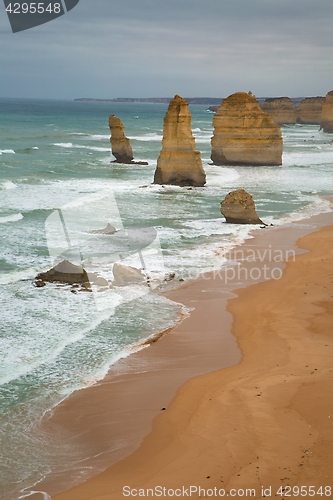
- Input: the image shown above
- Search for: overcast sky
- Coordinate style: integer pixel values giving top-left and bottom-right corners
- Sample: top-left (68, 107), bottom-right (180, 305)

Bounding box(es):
top-left (0, 0), bottom-right (332, 99)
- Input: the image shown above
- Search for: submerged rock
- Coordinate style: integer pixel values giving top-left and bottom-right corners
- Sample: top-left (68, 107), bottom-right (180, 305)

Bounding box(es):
top-left (261, 97), bottom-right (296, 125)
top-left (220, 189), bottom-right (265, 224)
top-left (211, 92), bottom-right (283, 166)
top-left (321, 91), bottom-right (333, 133)
top-left (90, 223), bottom-right (117, 235)
top-left (154, 95), bottom-right (206, 186)
top-left (296, 96), bottom-right (324, 124)
top-left (113, 263), bottom-right (145, 286)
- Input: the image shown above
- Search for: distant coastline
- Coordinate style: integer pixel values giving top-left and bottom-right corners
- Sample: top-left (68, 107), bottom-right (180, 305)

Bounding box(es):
top-left (73, 97), bottom-right (223, 104)
top-left (73, 96), bottom-right (306, 107)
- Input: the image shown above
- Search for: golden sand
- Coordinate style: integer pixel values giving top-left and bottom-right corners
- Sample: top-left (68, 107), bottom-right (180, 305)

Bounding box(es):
top-left (52, 222), bottom-right (333, 499)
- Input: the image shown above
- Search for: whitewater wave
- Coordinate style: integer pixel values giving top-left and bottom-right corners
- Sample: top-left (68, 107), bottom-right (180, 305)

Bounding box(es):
top-left (53, 143), bottom-right (110, 152)
top-left (128, 133), bottom-right (163, 142)
top-left (0, 213), bottom-right (23, 224)
top-left (69, 133), bottom-right (110, 141)
top-left (0, 149), bottom-right (15, 155)
top-left (0, 181), bottom-right (17, 190)
top-left (272, 196), bottom-right (332, 225)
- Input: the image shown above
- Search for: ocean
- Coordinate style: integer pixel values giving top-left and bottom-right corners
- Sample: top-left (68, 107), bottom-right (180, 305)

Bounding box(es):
top-left (0, 98), bottom-right (332, 499)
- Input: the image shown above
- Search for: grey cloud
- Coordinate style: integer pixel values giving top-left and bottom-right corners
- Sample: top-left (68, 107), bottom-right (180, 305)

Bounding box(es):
top-left (0, 0), bottom-right (332, 98)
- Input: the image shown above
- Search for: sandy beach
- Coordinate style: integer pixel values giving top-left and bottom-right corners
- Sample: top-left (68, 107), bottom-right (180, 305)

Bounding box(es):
top-left (36, 211), bottom-right (333, 500)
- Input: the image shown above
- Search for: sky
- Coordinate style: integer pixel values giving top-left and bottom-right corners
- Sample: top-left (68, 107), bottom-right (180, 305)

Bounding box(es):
top-left (0, 0), bottom-right (332, 99)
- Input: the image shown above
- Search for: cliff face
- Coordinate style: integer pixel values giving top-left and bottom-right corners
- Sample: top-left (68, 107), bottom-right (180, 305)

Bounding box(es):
top-left (261, 97), bottom-right (296, 125)
top-left (211, 92), bottom-right (283, 166)
top-left (296, 97), bottom-right (324, 124)
top-left (154, 95), bottom-right (206, 186)
top-left (321, 91), bottom-right (333, 133)
top-left (109, 115), bottom-right (134, 163)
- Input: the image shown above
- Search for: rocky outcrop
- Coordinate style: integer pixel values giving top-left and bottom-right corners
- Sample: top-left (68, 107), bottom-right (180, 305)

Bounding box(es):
top-left (207, 105), bottom-right (219, 113)
top-left (220, 189), bottom-right (265, 224)
top-left (296, 97), bottom-right (324, 124)
top-left (109, 115), bottom-right (134, 163)
top-left (90, 223), bottom-right (117, 235)
top-left (211, 92), bottom-right (282, 166)
top-left (34, 260), bottom-right (108, 289)
top-left (113, 263), bottom-right (145, 286)
top-left (35, 260), bottom-right (90, 287)
top-left (261, 97), bottom-right (296, 125)
top-left (321, 91), bottom-right (333, 133)
top-left (154, 95), bottom-right (206, 186)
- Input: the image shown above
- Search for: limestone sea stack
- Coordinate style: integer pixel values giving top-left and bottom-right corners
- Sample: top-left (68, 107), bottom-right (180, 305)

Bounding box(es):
top-left (220, 189), bottom-right (265, 225)
top-left (211, 92), bottom-right (283, 166)
top-left (109, 115), bottom-right (134, 163)
top-left (321, 91), bottom-right (333, 133)
top-left (296, 97), bottom-right (324, 124)
top-left (154, 95), bottom-right (206, 186)
top-left (261, 97), bottom-right (296, 125)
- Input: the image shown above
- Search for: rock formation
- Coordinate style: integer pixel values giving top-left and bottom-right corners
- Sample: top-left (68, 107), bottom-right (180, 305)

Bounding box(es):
top-left (321, 91), bottom-right (333, 133)
top-left (35, 260), bottom-right (90, 287)
top-left (207, 105), bottom-right (219, 113)
top-left (34, 260), bottom-right (108, 289)
top-left (211, 92), bottom-right (282, 166)
top-left (296, 97), bottom-right (324, 124)
top-left (113, 263), bottom-right (145, 286)
top-left (220, 189), bottom-right (265, 224)
top-left (153, 95), bottom-right (206, 186)
top-left (261, 97), bottom-right (296, 125)
top-left (109, 115), bottom-right (134, 163)
top-left (90, 223), bottom-right (117, 235)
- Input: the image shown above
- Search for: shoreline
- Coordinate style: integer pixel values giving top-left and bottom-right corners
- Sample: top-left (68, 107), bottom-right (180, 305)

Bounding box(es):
top-left (24, 208), bottom-right (333, 500)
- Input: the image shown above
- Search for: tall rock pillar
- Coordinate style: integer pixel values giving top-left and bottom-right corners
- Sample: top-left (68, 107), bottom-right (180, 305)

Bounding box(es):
top-left (321, 91), bottom-right (333, 133)
top-left (109, 115), bottom-right (134, 163)
top-left (154, 95), bottom-right (206, 186)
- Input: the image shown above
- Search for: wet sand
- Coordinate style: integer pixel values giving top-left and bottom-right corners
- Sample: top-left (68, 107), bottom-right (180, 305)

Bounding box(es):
top-left (33, 211), bottom-right (333, 499)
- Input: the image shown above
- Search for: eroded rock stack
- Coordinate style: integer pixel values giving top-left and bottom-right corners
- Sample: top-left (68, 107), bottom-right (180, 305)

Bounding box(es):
top-left (261, 97), bottom-right (296, 125)
top-left (109, 115), bottom-right (134, 163)
top-left (220, 189), bottom-right (265, 224)
top-left (211, 92), bottom-right (282, 166)
top-left (296, 97), bottom-right (324, 124)
top-left (154, 95), bottom-right (206, 186)
top-left (321, 91), bottom-right (333, 133)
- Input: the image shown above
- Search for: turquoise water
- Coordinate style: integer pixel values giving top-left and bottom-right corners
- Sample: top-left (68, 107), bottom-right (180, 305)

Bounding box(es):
top-left (0, 98), bottom-right (332, 499)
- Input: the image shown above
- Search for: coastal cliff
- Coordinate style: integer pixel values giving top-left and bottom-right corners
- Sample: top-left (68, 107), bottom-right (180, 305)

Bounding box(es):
top-left (154, 95), bottom-right (206, 186)
top-left (321, 91), bottom-right (333, 133)
top-left (261, 97), bottom-right (296, 125)
top-left (296, 97), bottom-right (324, 124)
top-left (211, 92), bottom-right (283, 166)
